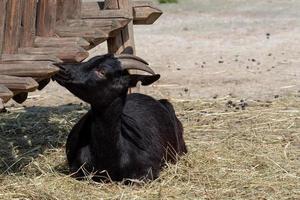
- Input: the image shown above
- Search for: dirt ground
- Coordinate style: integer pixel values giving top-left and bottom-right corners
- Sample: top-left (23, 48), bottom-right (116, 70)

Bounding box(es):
top-left (1, 97), bottom-right (299, 199)
top-left (135, 0), bottom-right (300, 101)
top-left (10, 0), bottom-right (298, 108)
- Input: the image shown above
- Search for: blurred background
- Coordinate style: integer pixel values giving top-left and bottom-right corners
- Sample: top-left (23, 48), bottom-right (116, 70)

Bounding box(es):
top-left (19, 0), bottom-right (300, 107)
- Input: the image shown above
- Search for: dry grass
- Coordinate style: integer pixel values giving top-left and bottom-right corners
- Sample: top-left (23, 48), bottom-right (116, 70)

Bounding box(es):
top-left (0, 96), bottom-right (299, 200)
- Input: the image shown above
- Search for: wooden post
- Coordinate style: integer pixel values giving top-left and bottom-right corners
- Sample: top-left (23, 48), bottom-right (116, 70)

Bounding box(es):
top-left (20, 0), bottom-right (37, 47)
top-left (3, 0), bottom-right (22, 54)
top-left (0, 0), bottom-right (7, 54)
top-left (36, 0), bottom-right (58, 91)
top-left (104, 0), bottom-right (137, 93)
top-left (56, 0), bottom-right (82, 22)
top-left (36, 0), bottom-right (57, 37)
top-left (104, 0), bottom-right (135, 55)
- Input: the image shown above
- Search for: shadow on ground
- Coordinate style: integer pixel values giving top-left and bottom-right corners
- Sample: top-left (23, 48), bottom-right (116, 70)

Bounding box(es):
top-left (0, 104), bottom-right (88, 174)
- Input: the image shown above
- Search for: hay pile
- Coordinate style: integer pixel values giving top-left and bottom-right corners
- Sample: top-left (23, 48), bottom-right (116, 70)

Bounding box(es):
top-left (0, 96), bottom-right (299, 199)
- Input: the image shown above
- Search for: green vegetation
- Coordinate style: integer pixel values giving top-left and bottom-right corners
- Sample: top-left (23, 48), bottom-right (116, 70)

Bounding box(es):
top-left (159, 0), bottom-right (178, 4)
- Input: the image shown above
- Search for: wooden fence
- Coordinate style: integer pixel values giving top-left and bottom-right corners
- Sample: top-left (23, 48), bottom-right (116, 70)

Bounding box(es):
top-left (0, 0), bottom-right (162, 109)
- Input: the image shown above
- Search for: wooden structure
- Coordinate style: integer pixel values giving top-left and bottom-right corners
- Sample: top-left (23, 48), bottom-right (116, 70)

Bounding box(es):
top-left (0, 0), bottom-right (162, 108)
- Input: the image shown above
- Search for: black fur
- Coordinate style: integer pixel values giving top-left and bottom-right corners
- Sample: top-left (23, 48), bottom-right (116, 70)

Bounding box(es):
top-left (53, 54), bottom-right (187, 182)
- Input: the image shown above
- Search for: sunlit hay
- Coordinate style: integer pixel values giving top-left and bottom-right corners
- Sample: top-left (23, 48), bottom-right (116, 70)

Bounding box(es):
top-left (0, 96), bottom-right (299, 199)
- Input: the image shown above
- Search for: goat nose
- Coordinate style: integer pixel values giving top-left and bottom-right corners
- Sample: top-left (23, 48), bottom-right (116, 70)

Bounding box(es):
top-left (52, 68), bottom-right (72, 82)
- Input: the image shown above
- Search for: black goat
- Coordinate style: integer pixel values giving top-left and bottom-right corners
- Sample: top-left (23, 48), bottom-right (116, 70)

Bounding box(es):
top-left (53, 54), bottom-right (187, 182)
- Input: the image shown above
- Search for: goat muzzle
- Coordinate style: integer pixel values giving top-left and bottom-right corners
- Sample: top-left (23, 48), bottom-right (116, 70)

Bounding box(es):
top-left (52, 63), bottom-right (72, 82)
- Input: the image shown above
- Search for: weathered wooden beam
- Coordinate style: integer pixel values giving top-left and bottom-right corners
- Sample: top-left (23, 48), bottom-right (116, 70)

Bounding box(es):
top-left (56, 0), bottom-right (81, 22)
top-left (82, 1), bottom-right (154, 10)
top-left (0, 75), bottom-right (39, 92)
top-left (104, 0), bottom-right (136, 93)
top-left (55, 18), bottom-right (130, 39)
top-left (85, 38), bottom-right (109, 50)
top-left (34, 37), bottom-right (90, 48)
top-left (81, 1), bottom-right (162, 25)
top-left (36, 0), bottom-right (57, 37)
top-left (81, 7), bottom-right (130, 19)
top-left (105, 0), bottom-right (136, 54)
top-left (20, 0), bottom-right (37, 47)
top-left (0, 0), bottom-right (7, 54)
top-left (133, 1), bottom-right (153, 7)
top-left (18, 46), bottom-right (88, 62)
top-left (3, 0), bottom-right (22, 54)
top-left (56, 26), bottom-right (107, 39)
top-left (133, 5), bottom-right (162, 25)
top-left (0, 54), bottom-right (62, 63)
top-left (0, 84), bottom-right (13, 103)
top-left (59, 19), bottom-right (130, 31)
top-left (0, 62), bottom-right (59, 77)
top-left (81, 0), bottom-right (154, 10)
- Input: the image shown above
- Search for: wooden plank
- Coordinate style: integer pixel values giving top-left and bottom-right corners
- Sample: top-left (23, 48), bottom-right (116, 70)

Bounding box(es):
top-left (82, 1), bottom-right (154, 12)
top-left (133, 6), bottom-right (162, 25)
top-left (57, 0), bottom-right (82, 22)
top-left (56, 26), bottom-right (107, 39)
top-left (55, 18), bottom-right (129, 39)
top-left (58, 18), bottom-right (129, 33)
top-left (81, 1), bottom-right (162, 24)
top-left (0, 84), bottom-right (13, 103)
top-left (0, 54), bottom-right (62, 63)
top-left (0, 75), bottom-right (39, 92)
top-left (20, 0), bottom-right (37, 47)
top-left (82, 1), bottom-right (154, 9)
top-left (70, 0), bottom-right (82, 19)
top-left (18, 46), bottom-right (89, 62)
top-left (105, 0), bottom-right (136, 54)
top-left (0, 0), bottom-right (7, 54)
top-left (133, 0), bottom-right (153, 7)
top-left (36, 0), bottom-right (57, 37)
top-left (105, 0), bottom-right (137, 94)
top-left (3, 0), bottom-right (22, 54)
top-left (84, 38), bottom-right (109, 51)
top-left (0, 62), bottom-right (59, 77)
top-left (34, 37), bottom-right (90, 48)
top-left (81, 6), bottom-right (130, 19)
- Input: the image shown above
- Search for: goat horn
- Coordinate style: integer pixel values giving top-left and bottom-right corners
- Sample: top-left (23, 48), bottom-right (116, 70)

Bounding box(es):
top-left (115, 54), bottom-right (149, 65)
top-left (115, 54), bottom-right (155, 75)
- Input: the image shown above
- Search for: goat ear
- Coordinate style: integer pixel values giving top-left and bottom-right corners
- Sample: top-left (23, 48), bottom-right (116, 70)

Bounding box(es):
top-left (128, 74), bottom-right (160, 88)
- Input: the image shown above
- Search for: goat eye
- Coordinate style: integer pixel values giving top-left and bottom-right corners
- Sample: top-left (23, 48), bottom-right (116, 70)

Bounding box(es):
top-left (95, 69), bottom-right (106, 78)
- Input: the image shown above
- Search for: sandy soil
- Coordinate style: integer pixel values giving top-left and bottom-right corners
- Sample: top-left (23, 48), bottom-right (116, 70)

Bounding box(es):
top-left (18, 0), bottom-right (300, 107)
